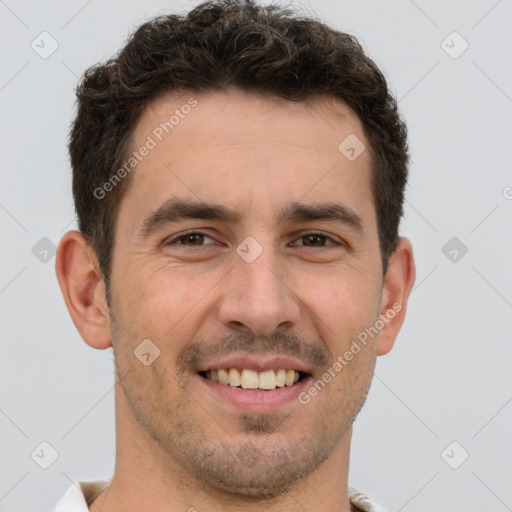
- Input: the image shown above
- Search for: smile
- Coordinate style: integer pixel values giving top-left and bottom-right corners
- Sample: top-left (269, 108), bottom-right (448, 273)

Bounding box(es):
top-left (199, 368), bottom-right (307, 391)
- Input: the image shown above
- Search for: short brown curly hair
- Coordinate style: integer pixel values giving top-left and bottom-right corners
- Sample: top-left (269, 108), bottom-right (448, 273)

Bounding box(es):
top-left (69, 0), bottom-right (410, 296)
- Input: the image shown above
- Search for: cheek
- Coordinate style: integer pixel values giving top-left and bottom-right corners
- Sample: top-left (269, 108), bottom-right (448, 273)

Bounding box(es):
top-left (302, 267), bottom-right (380, 335)
top-left (122, 263), bottom-right (220, 337)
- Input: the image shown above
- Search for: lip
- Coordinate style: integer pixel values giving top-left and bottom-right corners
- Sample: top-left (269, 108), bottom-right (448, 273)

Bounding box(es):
top-left (196, 353), bottom-right (313, 374)
top-left (198, 372), bottom-right (313, 412)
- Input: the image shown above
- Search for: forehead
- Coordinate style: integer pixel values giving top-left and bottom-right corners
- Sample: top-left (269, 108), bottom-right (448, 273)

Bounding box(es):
top-left (117, 89), bottom-right (375, 233)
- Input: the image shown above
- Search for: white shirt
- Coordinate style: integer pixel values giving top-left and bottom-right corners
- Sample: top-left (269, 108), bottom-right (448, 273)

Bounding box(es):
top-left (52, 480), bottom-right (388, 512)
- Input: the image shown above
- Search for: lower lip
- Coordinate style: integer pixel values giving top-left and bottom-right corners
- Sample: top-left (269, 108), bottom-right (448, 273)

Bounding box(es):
top-left (197, 374), bottom-right (312, 412)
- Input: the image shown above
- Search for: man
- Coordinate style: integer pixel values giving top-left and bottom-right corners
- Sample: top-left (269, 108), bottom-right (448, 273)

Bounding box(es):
top-left (54, 0), bottom-right (415, 511)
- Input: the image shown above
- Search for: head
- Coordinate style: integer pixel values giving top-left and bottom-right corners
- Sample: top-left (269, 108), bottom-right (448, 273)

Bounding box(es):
top-left (56, 0), bottom-right (415, 502)
top-left (69, 0), bottom-right (410, 299)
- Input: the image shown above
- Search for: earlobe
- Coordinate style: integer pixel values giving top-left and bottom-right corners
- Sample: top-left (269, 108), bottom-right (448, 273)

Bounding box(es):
top-left (55, 230), bottom-right (112, 350)
top-left (376, 237), bottom-right (416, 356)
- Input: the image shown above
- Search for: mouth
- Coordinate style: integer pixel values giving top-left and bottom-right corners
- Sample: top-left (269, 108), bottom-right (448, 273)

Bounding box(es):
top-left (196, 362), bottom-right (313, 412)
top-left (198, 368), bottom-right (309, 391)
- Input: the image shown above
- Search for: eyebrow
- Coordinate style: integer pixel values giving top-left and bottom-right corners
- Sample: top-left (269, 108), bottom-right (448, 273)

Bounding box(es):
top-left (136, 198), bottom-right (364, 239)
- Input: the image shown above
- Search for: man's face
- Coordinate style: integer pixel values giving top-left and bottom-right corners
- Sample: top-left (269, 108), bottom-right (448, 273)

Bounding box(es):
top-left (109, 89), bottom-right (384, 498)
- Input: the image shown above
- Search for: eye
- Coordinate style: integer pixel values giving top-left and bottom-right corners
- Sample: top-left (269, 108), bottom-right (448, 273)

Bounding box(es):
top-left (163, 231), bottom-right (342, 249)
top-left (164, 231), bottom-right (217, 246)
top-left (291, 232), bottom-right (339, 247)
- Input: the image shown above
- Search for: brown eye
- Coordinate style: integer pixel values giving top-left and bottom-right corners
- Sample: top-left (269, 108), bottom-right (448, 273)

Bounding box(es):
top-left (165, 232), bottom-right (216, 246)
top-left (180, 234), bottom-right (205, 245)
top-left (292, 232), bottom-right (337, 247)
top-left (303, 234), bottom-right (327, 246)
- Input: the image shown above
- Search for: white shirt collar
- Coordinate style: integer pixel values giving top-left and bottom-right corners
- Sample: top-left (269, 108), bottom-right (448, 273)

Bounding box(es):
top-left (53, 480), bottom-right (388, 512)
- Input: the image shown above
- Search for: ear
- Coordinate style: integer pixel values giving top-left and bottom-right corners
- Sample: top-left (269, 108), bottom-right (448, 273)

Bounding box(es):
top-left (55, 230), bottom-right (112, 350)
top-left (376, 237), bottom-right (416, 356)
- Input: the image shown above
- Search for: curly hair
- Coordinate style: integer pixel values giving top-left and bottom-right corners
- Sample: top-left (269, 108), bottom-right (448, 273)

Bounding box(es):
top-left (69, 0), bottom-right (410, 297)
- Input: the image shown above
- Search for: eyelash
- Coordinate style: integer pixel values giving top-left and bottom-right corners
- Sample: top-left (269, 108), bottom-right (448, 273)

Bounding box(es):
top-left (164, 231), bottom-right (342, 248)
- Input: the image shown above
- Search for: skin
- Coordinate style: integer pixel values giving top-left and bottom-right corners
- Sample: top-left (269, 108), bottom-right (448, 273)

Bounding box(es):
top-left (56, 89), bottom-right (415, 512)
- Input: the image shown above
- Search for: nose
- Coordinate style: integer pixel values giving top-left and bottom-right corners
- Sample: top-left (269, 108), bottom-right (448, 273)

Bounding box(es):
top-left (217, 241), bottom-right (301, 336)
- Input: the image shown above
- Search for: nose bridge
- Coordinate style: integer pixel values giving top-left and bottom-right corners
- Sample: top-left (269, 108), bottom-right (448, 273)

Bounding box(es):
top-left (218, 235), bottom-right (299, 335)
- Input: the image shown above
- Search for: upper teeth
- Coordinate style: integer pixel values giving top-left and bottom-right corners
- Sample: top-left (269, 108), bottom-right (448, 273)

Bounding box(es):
top-left (206, 368), bottom-right (300, 390)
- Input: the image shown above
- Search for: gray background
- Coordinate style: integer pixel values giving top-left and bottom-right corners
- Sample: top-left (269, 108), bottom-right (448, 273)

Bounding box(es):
top-left (1, 0), bottom-right (511, 511)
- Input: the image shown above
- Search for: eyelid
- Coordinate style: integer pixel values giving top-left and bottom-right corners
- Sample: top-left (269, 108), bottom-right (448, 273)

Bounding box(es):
top-left (164, 230), bottom-right (217, 246)
top-left (289, 231), bottom-right (342, 246)
top-left (164, 229), bottom-right (343, 247)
